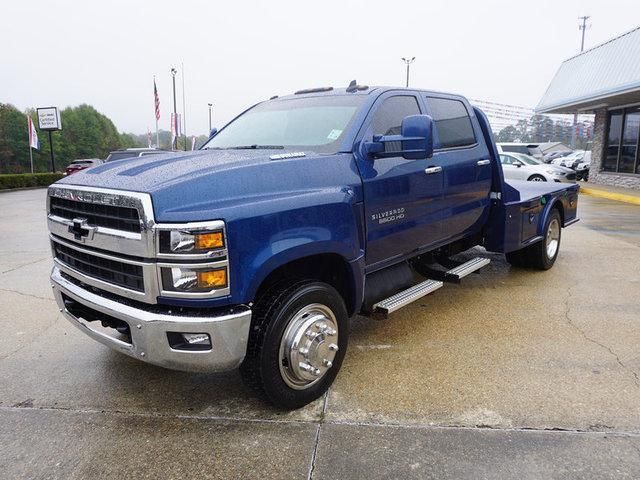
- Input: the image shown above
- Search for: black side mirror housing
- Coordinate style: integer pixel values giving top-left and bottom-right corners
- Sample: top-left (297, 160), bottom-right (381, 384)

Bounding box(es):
top-left (362, 114), bottom-right (434, 160)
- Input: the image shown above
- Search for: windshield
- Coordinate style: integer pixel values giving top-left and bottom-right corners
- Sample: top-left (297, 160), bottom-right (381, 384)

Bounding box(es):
top-left (202, 95), bottom-right (365, 153)
top-left (511, 152), bottom-right (541, 165)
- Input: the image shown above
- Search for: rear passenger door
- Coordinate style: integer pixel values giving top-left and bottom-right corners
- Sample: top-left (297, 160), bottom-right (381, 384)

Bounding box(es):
top-left (423, 96), bottom-right (492, 242)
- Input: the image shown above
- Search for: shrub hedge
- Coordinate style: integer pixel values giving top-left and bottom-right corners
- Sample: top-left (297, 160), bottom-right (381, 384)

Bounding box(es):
top-left (0, 173), bottom-right (64, 190)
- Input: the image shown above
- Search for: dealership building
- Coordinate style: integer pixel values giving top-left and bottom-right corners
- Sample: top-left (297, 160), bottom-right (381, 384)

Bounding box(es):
top-left (537, 26), bottom-right (640, 189)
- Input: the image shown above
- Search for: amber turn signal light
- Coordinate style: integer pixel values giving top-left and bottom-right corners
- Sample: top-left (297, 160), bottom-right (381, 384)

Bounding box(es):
top-left (197, 268), bottom-right (227, 289)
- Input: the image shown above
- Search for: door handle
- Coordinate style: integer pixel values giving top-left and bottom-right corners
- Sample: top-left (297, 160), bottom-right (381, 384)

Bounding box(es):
top-left (477, 159), bottom-right (491, 166)
top-left (424, 166), bottom-right (443, 175)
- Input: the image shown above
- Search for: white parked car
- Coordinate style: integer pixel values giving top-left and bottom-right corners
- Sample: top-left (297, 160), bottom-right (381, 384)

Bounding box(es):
top-left (499, 152), bottom-right (576, 183)
top-left (496, 143), bottom-right (544, 160)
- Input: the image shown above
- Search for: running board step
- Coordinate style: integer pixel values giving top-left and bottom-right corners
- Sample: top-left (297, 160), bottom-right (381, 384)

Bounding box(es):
top-left (373, 279), bottom-right (444, 317)
top-left (414, 256), bottom-right (491, 284)
top-left (446, 257), bottom-right (491, 281)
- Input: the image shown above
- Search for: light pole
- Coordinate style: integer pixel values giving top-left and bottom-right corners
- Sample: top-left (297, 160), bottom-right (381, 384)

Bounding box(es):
top-left (208, 103), bottom-right (213, 132)
top-left (401, 57), bottom-right (415, 87)
top-left (170, 67), bottom-right (178, 150)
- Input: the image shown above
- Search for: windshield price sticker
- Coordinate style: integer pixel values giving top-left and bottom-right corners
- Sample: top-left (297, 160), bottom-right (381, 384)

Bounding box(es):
top-left (327, 129), bottom-right (342, 140)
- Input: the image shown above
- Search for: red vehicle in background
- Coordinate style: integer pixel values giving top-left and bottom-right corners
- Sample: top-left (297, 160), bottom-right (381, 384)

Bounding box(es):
top-left (64, 159), bottom-right (103, 176)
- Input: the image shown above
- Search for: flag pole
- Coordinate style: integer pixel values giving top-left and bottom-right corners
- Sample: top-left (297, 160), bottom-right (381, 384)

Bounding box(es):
top-left (181, 61), bottom-right (187, 151)
top-left (27, 116), bottom-right (34, 173)
top-left (154, 76), bottom-right (160, 148)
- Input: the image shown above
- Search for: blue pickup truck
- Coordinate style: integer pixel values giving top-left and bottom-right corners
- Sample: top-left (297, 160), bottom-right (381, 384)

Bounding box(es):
top-left (47, 83), bottom-right (579, 408)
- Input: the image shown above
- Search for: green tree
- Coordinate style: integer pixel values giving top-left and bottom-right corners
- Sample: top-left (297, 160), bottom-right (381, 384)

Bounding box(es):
top-left (0, 103), bottom-right (136, 173)
top-left (0, 104), bottom-right (30, 173)
top-left (496, 125), bottom-right (518, 143)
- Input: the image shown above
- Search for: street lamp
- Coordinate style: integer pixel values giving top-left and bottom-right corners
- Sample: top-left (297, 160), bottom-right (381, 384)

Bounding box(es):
top-left (170, 67), bottom-right (178, 150)
top-left (401, 57), bottom-right (415, 88)
top-left (208, 103), bottom-right (213, 132)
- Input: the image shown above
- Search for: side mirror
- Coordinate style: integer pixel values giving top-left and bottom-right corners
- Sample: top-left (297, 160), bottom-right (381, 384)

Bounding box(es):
top-left (362, 114), bottom-right (434, 160)
top-left (209, 128), bottom-right (218, 139)
top-left (513, 160), bottom-right (523, 167)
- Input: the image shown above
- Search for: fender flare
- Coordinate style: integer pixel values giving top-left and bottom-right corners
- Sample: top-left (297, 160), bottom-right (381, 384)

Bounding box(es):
top-left (243, 241), bottom-right (365, 315)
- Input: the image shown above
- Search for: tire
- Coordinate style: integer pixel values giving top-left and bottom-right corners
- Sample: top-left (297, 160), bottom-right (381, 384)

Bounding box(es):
top-left (240, 280), bottom-right (349, 409)
top-left (505, 209), bottom-right (562, 270)
top-left (528, 174), bottom-right (547, 182)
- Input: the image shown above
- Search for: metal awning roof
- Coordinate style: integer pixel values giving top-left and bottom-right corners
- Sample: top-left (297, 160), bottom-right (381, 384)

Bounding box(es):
top-left (536, 26), bottom-right (640, 114)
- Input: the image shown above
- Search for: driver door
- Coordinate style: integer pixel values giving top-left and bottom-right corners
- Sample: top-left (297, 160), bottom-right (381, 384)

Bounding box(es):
top-left (355, 93), bottom-right (445, 269)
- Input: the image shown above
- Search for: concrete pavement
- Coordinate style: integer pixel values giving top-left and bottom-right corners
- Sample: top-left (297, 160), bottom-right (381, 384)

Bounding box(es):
top-left (0, 188), bottom-right (639, 479)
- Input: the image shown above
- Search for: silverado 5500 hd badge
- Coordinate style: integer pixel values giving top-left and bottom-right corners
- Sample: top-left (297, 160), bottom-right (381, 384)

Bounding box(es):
top-left (371, 208), bottom-right (405, 224)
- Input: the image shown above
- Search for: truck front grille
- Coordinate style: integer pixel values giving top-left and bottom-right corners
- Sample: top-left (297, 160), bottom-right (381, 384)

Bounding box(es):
top-left (49, 197), bottom-right (141, 233)
top-left (53, 242), bottom-right (145, 292)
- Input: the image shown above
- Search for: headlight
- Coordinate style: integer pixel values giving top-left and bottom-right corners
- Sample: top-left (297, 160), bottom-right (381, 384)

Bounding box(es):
top-left (160, 229), bottom-right (225, 254)
top-left (155, 221), bottom-right (230, 298)
top-left (161, 265), bottom-right (228, 292)
top-left (545, 169), bottom-right (560, 175)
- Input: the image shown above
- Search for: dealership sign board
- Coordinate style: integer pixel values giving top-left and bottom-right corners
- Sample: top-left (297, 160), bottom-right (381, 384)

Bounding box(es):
top-left (37, 107), bottom-right (62, 131)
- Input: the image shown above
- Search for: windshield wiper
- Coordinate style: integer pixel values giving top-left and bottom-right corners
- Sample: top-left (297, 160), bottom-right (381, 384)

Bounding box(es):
top-left (227, 145), bottom-right (285, 150)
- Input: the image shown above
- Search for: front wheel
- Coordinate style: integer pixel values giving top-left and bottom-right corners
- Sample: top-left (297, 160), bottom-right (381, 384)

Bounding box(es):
top-left (528, 174), bottom-right (547, 182)
top-left (240, 281), bottom-right (348, 409)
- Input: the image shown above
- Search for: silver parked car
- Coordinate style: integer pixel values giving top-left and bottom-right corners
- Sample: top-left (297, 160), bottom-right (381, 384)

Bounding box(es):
top-left (500, 152), bottom-right (576, 183)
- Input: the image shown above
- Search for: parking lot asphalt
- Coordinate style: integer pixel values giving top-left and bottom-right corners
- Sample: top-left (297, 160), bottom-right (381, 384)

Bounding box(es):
top-left (0, 188), bottom-right (639, 479)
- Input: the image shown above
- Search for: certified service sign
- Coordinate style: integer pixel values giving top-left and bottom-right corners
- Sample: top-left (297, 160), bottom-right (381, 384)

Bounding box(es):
top-left (37, 107), bottom-right (62, 131)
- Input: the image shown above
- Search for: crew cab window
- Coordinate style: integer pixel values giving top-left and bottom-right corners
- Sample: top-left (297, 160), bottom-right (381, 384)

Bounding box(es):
top-left (371, 96), bottom-right (421, 136)
top-left (426, 97), bottom-right (476, 149)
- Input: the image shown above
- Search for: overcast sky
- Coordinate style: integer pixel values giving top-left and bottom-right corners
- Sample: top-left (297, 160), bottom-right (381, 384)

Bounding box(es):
top-left (2, 0), bottom-right (638, 136)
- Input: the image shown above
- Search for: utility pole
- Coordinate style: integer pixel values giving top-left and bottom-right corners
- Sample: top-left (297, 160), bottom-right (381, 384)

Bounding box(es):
top-left (579, 15), bottom-right (590, 52)
top-left (170, 67), bottom-right (178, 150)
top-left (208, 103), bottom-right (213, 132)
top-left (572, 16), bottom-right (590, 148)
top-left (401, 57), bottom-right (415, 87)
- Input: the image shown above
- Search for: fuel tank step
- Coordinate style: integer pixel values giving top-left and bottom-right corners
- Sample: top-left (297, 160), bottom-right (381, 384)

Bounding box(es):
top-left (373, 279), bottom-right (443, 317)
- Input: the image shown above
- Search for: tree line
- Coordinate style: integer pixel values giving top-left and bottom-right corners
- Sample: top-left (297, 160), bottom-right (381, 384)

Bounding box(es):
top-left (0, 103), bottom-right (208, 174)
top-left (495, 115), bottom-right (593, 150)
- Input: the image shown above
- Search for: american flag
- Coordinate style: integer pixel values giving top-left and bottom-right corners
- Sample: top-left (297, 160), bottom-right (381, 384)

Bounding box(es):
top-left (154, 78), bottom-right (160, 120)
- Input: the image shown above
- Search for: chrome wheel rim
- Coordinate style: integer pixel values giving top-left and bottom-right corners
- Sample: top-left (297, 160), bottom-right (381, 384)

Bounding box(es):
top-left (546, 218), bottom-right (560, 259)
top-left (531, 176), bottom-right (544, 182)
top-left (278, 303), bottom-right (339, 390)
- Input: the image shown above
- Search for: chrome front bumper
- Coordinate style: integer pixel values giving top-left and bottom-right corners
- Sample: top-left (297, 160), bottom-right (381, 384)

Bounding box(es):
top-left (51, 266), bottom-right (251, 373)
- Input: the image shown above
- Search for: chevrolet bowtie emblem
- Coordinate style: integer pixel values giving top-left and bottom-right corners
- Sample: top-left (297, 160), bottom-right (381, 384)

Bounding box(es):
top-left (68, 218), bottom-right (96, 242)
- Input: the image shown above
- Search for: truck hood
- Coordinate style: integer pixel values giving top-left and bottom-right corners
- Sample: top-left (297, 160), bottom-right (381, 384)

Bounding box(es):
top-left (59, 149), bottom-right (283, 193)
top-left (56, 149), bottom-right (361, 223)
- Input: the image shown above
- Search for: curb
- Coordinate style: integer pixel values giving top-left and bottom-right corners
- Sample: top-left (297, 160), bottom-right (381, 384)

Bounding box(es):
top-left (580, 186), bottom-right (640, 206)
